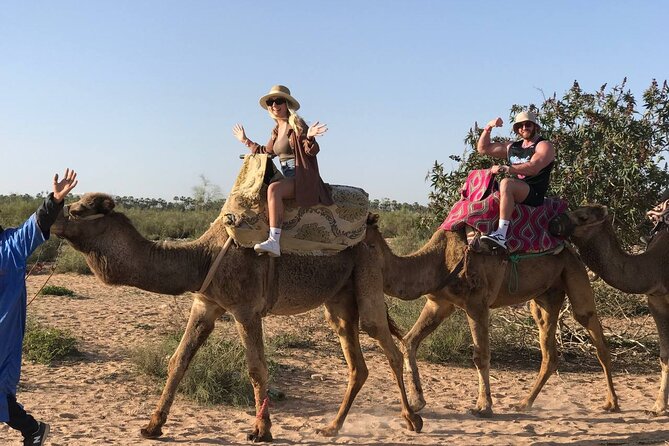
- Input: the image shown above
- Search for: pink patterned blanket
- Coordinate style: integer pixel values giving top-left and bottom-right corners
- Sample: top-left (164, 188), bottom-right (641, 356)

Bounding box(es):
top-left (439, 169), bottom-right (567, 253)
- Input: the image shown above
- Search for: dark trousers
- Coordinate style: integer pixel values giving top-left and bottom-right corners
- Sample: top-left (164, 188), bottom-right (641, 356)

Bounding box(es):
top-left (5, 394), bottom-right (39, 437)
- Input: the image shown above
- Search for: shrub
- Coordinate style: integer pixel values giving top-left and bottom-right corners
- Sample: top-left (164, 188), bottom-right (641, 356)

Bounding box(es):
top-left (54, 246), bottom-right (91, 274)
top-left (270, 332), bottom-right (315, 350)
top-left (40, 285), bottom-right (75, 297)
top-left (23, 319), bottom-right (79, 364)
top-left (130, 331), bottom-right (276, 406)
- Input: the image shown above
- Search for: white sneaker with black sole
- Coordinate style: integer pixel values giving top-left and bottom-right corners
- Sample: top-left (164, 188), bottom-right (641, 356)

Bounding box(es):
top-left (480, 233), bottom-right (507, 250)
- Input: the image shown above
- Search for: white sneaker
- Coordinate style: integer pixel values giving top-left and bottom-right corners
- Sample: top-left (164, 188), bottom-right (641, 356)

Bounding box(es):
top-left (254, 238), bottom-right (281, 257)
top-left (480, 232), bottom-right (507, 250)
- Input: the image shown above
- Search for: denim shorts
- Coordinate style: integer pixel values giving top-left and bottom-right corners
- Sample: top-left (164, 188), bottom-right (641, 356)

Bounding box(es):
top-left (280, 158), bottom-right (296, 178)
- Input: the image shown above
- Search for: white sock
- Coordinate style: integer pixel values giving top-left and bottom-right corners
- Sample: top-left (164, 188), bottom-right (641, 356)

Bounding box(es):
top-left (496, 219), bottom-right (510, 238)
top-left (269, 227), bottom-right (281, 242)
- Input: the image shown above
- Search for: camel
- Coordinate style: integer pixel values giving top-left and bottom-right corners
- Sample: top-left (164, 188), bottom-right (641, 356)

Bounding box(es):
top-left (363, 215), bottom-right (619, 417)
top-left (550, 204), bottom-right (669, 415)
top-left (50, 192), bottom-right (423, 442)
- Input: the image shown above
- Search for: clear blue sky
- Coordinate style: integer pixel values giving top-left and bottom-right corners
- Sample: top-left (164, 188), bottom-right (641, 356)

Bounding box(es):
top-left (1, 1), bottom-right (667, 205)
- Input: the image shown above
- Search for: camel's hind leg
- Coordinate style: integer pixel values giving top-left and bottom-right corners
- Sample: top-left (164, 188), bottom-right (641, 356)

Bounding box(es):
top-left (235, 313), bottom-right (273, 442)
top-left (515, 290), bottom-right (564, 411)
top-left (564, 259), bottom-right (619, 412)
top-left (402, 293), bottom-right (456, 411)
top-left (318, 298), bottom-right (368, 437)
top-left (354, 244), bottom-right (423, 433)
top-left (648, 294), bottom-right (669, 415)
top-left (465, 301), bottom-right (494, 418)
top-left (141, 297), bottom-right (223, 438)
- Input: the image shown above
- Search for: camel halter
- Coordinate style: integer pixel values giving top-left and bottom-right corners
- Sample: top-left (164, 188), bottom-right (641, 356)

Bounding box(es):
top-left (63, 205), bottom-right (107, 221)
top-left (198, 237), bottom-right (234, 294)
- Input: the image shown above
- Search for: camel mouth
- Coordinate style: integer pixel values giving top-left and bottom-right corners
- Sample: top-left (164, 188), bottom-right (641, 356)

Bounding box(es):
top-left (548, 213), bottom-right (574, 238)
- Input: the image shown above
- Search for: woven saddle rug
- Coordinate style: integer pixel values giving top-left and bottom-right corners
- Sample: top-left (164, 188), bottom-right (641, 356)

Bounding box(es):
top-left (439, 169), bottom-right (567, 253)
top-left (219, 154), bottom-right (369, 255)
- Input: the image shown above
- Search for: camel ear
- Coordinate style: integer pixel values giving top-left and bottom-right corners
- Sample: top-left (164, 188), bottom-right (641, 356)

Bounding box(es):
top-left (366, 213), bottom-right (380, 226)
top-left (94, 195), bottom-right (115, 214)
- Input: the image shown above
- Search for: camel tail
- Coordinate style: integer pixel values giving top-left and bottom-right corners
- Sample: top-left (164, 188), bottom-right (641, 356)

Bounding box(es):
top-left (387, 307), bottom-right (404, 339)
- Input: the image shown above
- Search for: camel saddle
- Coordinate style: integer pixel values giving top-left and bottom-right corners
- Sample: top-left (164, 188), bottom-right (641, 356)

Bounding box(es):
top-left (219, 154), bottom-right (369, 255)
top-left (440, 169), bottom-right (567, 253)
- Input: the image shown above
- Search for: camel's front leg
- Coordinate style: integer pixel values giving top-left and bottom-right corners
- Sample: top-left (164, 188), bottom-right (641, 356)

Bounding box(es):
top-left (648, 294), bottom-right (669, 415)
top-left (401, 294), bottom-right (456, 412)
top-left (515, 291), bottom-right (563, 411)
top-left (564, 263), bottom-right (619, 412)
top-left (235, 314), bottom-right (273, 442)
top-left (465, 303), bottom-right (493, 418)
top-left (318, 300), bottom-right (368, 437)
top-left (355, 245), bottom-right (422, 433)
top-left (141, 297), bottom-right (223, 438)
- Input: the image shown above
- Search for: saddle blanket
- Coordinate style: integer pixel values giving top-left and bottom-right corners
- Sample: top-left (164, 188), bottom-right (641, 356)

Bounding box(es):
top-left (219, 154), bottom-right (369, 255)
top-left (439, 169), bottom-right (567, 253)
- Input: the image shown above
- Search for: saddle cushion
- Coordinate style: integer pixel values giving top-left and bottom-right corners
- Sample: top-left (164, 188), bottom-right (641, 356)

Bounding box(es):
top-left (219, 154), bottom-right (369, 255)
top-left (439, 169), bottom-right (567, 253)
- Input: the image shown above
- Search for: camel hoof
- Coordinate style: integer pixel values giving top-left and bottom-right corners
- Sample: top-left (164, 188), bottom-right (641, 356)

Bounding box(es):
top-left (140, 426), bottom-right (163, 439)
top-left (247, 431), bottom-right (273, 442)
top-left (403, 413), bottom-right (423, 433)
top-left (513, 401), bottom-right (532, 412)
top-left (468, 407), bottom-right (493, 418)
top-left (409, 395), bottom-right (427, 412)
top-left (645, 408), bottom-right (667, 417)
top-left (602, 402), bottom-right (620, 413)
top-left (316, 425), bottom-right (339, 437)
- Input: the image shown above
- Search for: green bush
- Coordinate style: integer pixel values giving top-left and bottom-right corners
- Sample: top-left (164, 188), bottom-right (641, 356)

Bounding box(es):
top-left (54, 245), bottom-right (91, 274)
top-left (23, 319), bottom-right (79, 364)
top-left (270, 332), bottom-right (315, 350)
top-left (130, 331), bottom-right (276, 406)
top-left (40, 285), bottom-right (75, 297)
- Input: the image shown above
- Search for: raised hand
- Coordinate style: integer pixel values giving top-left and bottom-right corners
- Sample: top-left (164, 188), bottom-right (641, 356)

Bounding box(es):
top-left (233, 124), bottom-right (247, 143)
top-left (53, 169), bottom-right (78, 203)
top-left (487, 117), bottom-right (503, 128)
top-left (307, 121), bottom-right (328, 139)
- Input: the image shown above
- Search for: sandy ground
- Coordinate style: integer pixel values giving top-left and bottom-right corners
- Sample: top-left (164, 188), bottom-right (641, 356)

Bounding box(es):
top-left (2, 273), bottom-right (669, 445)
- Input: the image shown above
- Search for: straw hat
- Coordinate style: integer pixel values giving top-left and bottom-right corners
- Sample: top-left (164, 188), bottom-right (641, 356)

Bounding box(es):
top-left (259, 85), bottom-right (300, 111)
top-left (512, 111), bottom-right (540, 133)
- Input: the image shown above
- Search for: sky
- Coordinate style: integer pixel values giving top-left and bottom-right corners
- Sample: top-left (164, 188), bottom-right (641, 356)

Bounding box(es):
top-left (1, 1), bottom-right (668, 205)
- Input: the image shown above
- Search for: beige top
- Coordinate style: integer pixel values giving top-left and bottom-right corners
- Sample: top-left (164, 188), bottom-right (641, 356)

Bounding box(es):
top-left (273, 127), bottom-right (294, 161)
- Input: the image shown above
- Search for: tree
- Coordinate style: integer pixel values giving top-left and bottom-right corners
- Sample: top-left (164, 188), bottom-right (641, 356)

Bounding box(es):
top-left (191, 175), bottom-right (224, 210)
top-left (426, 79), bottom-right (669, 247)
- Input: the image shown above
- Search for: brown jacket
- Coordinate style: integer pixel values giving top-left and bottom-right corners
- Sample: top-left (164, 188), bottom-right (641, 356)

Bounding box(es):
top-left (249, 120), bottom-right (334, 207)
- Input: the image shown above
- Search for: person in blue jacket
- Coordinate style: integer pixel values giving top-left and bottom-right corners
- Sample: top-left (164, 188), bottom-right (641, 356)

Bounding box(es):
top-left (1, 169), bottom-right (78, 446)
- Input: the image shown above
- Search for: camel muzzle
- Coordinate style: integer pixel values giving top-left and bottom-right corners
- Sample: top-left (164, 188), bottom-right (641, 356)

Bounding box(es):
top-left (548, 213), bottom-right (574, 238)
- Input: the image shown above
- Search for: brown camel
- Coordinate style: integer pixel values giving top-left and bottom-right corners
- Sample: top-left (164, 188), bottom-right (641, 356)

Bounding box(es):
top-left (550, 204), bottom-right (669, 415)
top-left (50, 193), bottom-right (422, 442)
top-left (364, 216), bottom-right (619, 417)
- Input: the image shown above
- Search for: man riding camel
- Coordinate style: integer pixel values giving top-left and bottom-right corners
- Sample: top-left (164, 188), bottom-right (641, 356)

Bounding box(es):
top-left (476, 111), bottom-right (556, 250)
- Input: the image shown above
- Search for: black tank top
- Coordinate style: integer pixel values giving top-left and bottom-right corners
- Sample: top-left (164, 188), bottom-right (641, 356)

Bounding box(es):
top-left (507, 137), bottom-right (553, 194)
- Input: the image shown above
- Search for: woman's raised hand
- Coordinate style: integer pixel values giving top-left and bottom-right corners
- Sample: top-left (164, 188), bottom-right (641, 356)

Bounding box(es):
top-left (232, 124), bottom-right (247, 143)
top-left (307, 121), bottom-right (328, 139)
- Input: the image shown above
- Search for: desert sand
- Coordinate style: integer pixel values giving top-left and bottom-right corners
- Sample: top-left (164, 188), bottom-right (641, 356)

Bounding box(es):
top-left (2, 273), bottom-right (669, 445)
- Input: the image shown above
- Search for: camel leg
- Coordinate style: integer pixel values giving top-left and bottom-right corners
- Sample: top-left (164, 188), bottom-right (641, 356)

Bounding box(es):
top-left (402, 293), bottom-right (456, 412)
top-left (354, 244), bottom-right (423, 432)
top-left (648, 294), bottom-right (669, 415)
top-left (317, 299), bottom-right (368, 436)
top-left (465, 301), bottom-right (493, 418)
top-left (235, 314), bottom-right (273, 442)
top-left (141, 297), bottom-right (223, 438)
top-left (564, 262), bottom-right (619, 412)
top-left (514, 290), bottom-right (564, 411)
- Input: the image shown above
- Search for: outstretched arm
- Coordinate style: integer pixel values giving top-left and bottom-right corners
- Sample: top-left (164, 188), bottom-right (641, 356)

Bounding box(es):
top-left (37, 169), bottom-right (78, 237)
top-left (477, 117), bottom-right (510, 159)
top-left (303, 121), bottom-right (327, 156)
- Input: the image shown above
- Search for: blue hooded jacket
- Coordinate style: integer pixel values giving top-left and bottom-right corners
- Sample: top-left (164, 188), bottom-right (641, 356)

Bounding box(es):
top-left (0, 214), bottom-right (46, 421)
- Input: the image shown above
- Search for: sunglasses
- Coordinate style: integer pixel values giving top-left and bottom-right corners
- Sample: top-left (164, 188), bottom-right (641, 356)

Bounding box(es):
top-left (265, 97), bottom-right (286, 107)
top-left (518, 121), bottom-right (534, 129)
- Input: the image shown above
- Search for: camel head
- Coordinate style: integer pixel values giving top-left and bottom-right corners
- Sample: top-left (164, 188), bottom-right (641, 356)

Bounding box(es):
top-left (364, 213), bottom-right (383, 247)
top-left (51, 193), bottom-right (117, 246)
top-left (549, 204), bottom-right (609, 238)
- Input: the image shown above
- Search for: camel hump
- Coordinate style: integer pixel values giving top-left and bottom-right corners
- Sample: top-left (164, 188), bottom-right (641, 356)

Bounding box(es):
top-left (221, 155), bottom-right (369, 255)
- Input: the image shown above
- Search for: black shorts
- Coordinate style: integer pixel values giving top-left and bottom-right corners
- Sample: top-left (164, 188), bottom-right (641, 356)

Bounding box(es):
top-left (521, 185), bottom-right (546, 207)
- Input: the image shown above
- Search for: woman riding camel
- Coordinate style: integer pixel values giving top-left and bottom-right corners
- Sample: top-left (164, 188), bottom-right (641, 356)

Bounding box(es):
top-left (233, 85), bottom-right (333, 257)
